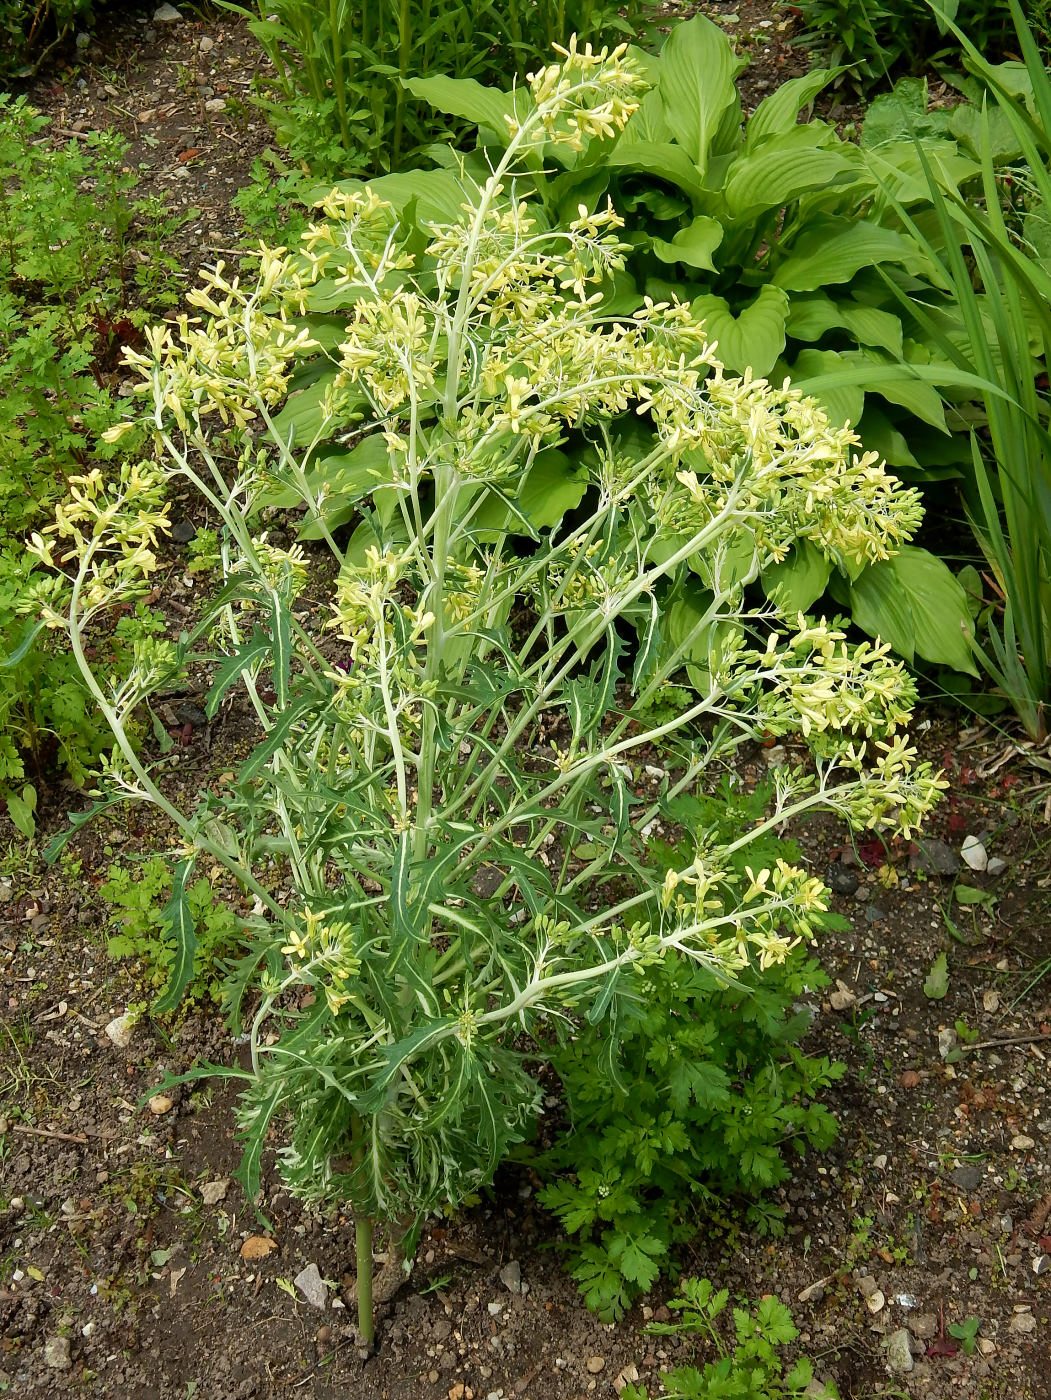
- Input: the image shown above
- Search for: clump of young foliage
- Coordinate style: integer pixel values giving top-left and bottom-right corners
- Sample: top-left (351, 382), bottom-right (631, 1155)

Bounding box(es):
top-left (536, 782), bottom-right (845, 1321)
top-left (0, 0), bottom-right (93, 79)
top-left (220, 0), bottom-right (655, 178)
top-left (789, 0), bottom-right (1019, 91)
top-left (37, 41), bottom-right (945, 1344)
top-left (0, 96), bottom-right (180, 836)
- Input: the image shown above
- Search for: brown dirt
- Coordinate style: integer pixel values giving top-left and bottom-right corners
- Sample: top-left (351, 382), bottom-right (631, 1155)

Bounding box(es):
top-left (4, 6), bottom-right (1051, 1399)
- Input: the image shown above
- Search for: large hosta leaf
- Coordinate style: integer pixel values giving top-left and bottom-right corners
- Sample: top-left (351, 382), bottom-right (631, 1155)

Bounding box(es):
top-left (785, 348), bottom-right (865, 428)
top-left (656, 15), bottom-right (739, 175)
top-left (848, 546), bottom-right (978, 673)
top-left (772, 218), bottom-right (928, 291)
top-left (760, 541), bottom-right (832, 614)
top-left (745, 68), bottom-right (840, 150)
top-left (604, 140), bottom-right (708, 201)
top-left (787, 292), bottom-right (905, 356)
top-left (649, 282), bottom-right (789, 376)
top-left (403, 74), bottom-right (530, 140)
top-left (471, 449), bottom-right (588, 540)
top-left (651, 215), bottom-right (724, 272)
top-left (724, 132), bottom-right (862, 219)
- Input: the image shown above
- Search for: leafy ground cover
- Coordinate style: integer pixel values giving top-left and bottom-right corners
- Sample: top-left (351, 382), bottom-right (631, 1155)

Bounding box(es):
top-left (0, 5), bottom-right (1049, 1399)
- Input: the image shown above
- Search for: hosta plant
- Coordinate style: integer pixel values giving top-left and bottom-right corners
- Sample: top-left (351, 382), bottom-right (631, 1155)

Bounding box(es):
top-left (394, 15), bottom-right (990, 676)
top-left (38, 41), bottom-right (944, 1344)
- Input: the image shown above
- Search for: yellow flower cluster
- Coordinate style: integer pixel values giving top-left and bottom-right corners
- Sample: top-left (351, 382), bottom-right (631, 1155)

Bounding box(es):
top-left (281, 906), bottom-right (362, 1015)
top-left (513, 37), bottom-right (647, 152)
top-left (660, 847), bottom-right (830, 974)
top-left (26, 461), bottom-right (170, 620)
top-left (122, 252), bottom-right (315, 432)
top-left (655, 367), bottom-right (923, 574)
top-left (753, 617), bottom-right (916, 739)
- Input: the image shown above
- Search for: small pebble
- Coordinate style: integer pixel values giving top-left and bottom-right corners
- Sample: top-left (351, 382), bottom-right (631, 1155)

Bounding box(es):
top-left (104, 1012), bottom-right (136, 1049)
top-left (586, 1356), bottom-right (605, 1374)
top-left (147, 1094), bottom-right (173, 1115)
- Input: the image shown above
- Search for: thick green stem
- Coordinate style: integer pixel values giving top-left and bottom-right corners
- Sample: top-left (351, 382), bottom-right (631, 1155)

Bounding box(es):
top-left (355, 1215), bottom-right (374, 1346)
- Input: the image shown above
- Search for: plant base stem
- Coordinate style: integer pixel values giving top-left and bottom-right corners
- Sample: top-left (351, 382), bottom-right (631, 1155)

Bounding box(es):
top-left (356, 1215), bottom-right (374, 1347)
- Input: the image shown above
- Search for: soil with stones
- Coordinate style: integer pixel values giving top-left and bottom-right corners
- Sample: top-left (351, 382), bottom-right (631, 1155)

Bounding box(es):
top-left (3, 5), bottom-right (1051, 1399)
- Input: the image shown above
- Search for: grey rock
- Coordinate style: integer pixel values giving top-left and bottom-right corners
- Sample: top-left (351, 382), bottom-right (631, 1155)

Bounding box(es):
top-left (865, 904), bottom-right (886, 923)
top-left (499, 1260), bottom-right (522, 1294)
top-left (294, 1262), bottom-right (328, 1309)
top-left (153, 3), bottom-right (182, 20)
top-left (431, 1319), bottom-right (452, 1342)
top-left (198, 35), bottom-right (214, 50)
top-left (950, 1164), bottom-right (983, 1191)
top-left (909, 1314), bottom-right (938, 1340)
top-left (909, 839), bottom-right (961, 876)
top-left (826, 863), bottom-right (859, 896)
top-left (169, 519), bottom-right (196, 543)
top-left (44, 1336), bottom-right (72, 1370)
top-left (886, 1328), bottom-right (914, 1374)
top-left (173, 702), bottom-right (207, 727)
top-left (986, 856), bottom-right (1008, 877)
top-left (854, 885), bottom-right (873, 902)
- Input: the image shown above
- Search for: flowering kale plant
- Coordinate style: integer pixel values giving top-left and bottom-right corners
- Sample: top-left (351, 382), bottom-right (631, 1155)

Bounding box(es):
top-left (36, 41), bottom-right (945, 1342)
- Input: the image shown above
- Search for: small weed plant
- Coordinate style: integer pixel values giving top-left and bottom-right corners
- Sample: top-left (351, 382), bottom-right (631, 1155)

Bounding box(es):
top-left (38, 42), bottom-right (944, 1343)
top-left (624, 1277), bottom-right (838, 1400)
top-left (0, 0), bottom-right (92, 79)
top-left (101, 857), bottom-right (242, 1006)
top-left (538, 784), bottom-right (845, 1320)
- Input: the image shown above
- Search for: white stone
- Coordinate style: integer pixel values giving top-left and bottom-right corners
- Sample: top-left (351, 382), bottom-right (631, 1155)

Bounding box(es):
top-left (294, 1262), bottom-right (327, 1309)
top-left (153, 3), bottom-right (182, 20)
top-left (960, 835), bottom-right (988, 871)
top-left (104, 1012), bottom-right (136, 1049)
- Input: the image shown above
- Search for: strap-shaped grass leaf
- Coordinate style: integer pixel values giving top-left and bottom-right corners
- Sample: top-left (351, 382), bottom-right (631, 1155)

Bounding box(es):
top-left (153, 857), bottom-right (199, 1014)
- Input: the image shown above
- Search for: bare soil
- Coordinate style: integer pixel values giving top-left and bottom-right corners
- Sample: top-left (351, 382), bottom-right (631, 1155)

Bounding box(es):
top-left (4, 6), bottom-right (1051, 1399)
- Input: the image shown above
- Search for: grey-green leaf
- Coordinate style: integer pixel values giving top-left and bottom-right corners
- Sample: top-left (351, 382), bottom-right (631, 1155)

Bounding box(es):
top-left (153, 858), bottom-right (198, 1015)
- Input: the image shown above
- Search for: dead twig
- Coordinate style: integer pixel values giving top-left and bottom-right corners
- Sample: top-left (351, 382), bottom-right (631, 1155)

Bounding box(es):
top-left (10, 1124), bottom-right (88, 1145)
top-left (961, 1032), bottom-right (1051, 1051)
